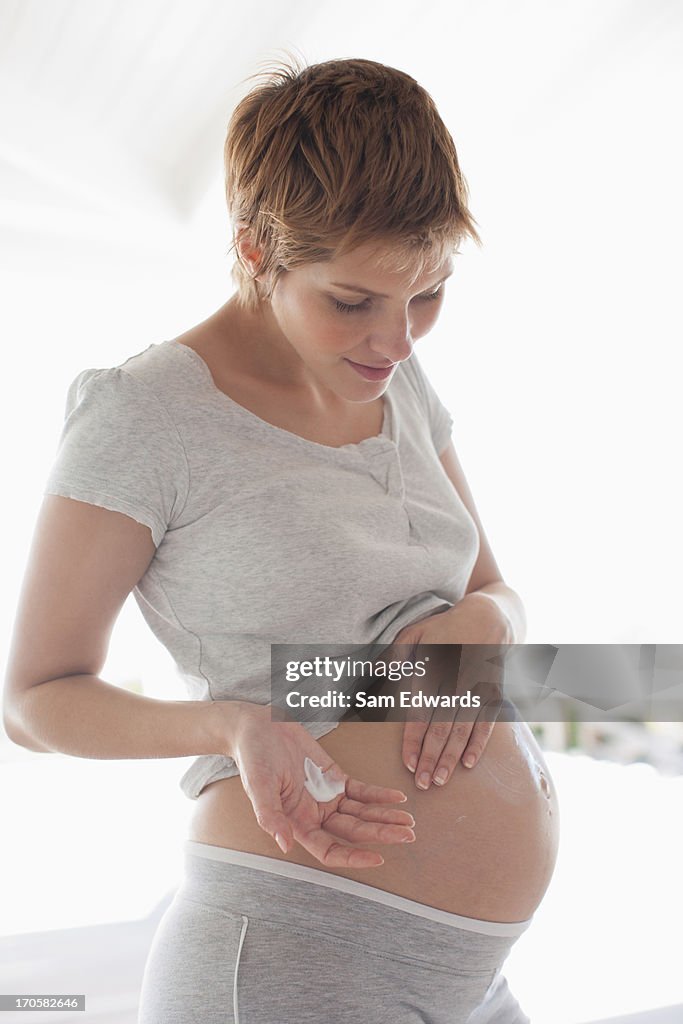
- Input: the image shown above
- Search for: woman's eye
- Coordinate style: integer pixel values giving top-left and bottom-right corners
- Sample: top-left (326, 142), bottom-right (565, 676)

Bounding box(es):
top-left (332, 287), bottom-right (444, 315)
top-left (334, 299), bottom-right (367, 314)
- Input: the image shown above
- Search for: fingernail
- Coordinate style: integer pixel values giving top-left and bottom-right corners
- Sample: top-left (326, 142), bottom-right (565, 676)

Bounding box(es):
top-left (407, 755), bottom-right (418, 773)
top-left (275, 832), bottom-right (288, 853)
top-left (463, 755), bottom-right (475, 768)
top-left (417, 772), bottom-right (431, 789)
top-left (401, 831), bottom-right (416, 842)
top-left (433, 768), bottom-right (448, 785)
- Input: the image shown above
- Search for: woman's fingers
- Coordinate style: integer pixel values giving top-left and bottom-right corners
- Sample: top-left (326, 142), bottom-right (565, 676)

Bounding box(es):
top-left (407, 717), bottom-right (473, 789)
top-left (293, 819), bottom-right (411, 869)
top-left (423, 698), bottom-right (504, 787)
top-left (338, 796), bottom-right (415, 827)
top-left (287, 779), bottom-right (416, 867)
top-left (405, 711), bottom-right (502, 790)
top-left (302, 829), bottom-right (385, 868)
top-left (429, 719), bottom-right (485, 785)
top-left (460, 701), bottom-right (504, 769)
top-left (401, 718), bottom-right (432, 775)
top-left (321, 808), bottom-right (415, 847)
top-left (344, 775), bottom-right (409, 805)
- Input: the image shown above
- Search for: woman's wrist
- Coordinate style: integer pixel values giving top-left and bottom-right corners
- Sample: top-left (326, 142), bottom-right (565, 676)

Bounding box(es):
top-left (447, 591), bottom-right (515, 645)
top-left (204, 699), bottom-right (297, 758)
top-left (203, 698), bottom-right (251, 758)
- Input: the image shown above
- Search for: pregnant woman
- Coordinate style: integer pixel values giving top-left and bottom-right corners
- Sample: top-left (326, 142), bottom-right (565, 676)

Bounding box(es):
top-left (3, 57), bottom-right (559, 1022)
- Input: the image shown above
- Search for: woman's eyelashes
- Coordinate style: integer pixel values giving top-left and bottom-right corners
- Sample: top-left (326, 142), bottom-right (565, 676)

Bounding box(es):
top-left (332, 287), bottom-right (444, 315)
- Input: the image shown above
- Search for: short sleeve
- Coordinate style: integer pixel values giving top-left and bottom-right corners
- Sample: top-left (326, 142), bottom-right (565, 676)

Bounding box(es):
top-left (404, 352), bottom-right (454, 455)
top-left (44, 366), bottom-right (190, 548)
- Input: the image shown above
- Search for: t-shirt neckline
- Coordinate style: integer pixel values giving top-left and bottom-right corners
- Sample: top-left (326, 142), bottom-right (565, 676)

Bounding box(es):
top-left (164, 338), bottom-right (395, 456)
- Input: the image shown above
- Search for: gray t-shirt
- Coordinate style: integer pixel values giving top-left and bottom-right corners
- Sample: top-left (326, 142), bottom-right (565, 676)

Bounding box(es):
top-left (44, 339), bottom-right (480, 798)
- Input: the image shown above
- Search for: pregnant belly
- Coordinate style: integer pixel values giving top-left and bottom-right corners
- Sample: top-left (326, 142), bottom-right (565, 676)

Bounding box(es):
top-left (187, 718), bottom-right (560, 923)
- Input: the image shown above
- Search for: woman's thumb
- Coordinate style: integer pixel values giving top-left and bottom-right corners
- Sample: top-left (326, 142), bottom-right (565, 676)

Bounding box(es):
top-left (247, 774), bottom-right (292, 853)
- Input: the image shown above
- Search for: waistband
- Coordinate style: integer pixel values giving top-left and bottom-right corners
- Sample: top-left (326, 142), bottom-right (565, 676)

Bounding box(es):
top-left (184, 840), bottom-right (533, 939)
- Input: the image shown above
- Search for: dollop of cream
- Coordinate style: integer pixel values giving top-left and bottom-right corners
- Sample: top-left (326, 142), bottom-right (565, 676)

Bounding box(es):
top-left (303, 757), bottom-right (346, 802)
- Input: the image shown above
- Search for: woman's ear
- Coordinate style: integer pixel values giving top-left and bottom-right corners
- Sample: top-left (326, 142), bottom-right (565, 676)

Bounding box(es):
top-left (235, 225), bottom-right (265, 281)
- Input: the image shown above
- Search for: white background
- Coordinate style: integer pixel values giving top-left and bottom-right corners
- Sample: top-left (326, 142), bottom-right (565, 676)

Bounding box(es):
top-left (1, 2), bottom-right (682, 1022)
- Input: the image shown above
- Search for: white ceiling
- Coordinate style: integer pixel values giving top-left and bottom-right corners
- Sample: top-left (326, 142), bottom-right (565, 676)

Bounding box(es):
top-left (0, 0), bottom-right (321, 252)
top-left (2, 0), bottom-right (681, 236)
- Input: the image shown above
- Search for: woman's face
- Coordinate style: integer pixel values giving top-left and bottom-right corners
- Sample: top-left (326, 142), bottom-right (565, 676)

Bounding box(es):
top-left (260, 239), bottom-right (454, 403)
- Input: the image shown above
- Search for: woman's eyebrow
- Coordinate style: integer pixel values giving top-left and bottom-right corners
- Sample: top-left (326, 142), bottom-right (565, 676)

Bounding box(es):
top-left (329, 269), bottom-right (454, 298)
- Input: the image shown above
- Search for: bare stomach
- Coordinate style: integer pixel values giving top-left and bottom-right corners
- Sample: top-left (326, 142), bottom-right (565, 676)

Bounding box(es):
top-left (187, 719), bottom-right (560, 923)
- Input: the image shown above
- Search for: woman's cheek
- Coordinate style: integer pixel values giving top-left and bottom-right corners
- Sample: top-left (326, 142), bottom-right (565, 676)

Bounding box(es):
top-left (324, 319), bottom-right (362, 350)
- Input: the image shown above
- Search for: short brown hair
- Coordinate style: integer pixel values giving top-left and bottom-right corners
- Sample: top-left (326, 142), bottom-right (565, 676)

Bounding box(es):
top-left (224, 54), bottom-right (481, 311)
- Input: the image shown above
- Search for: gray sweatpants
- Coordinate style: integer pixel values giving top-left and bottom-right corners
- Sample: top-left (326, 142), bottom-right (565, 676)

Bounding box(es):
top-left (137, 842), bottom-right (531, 1023)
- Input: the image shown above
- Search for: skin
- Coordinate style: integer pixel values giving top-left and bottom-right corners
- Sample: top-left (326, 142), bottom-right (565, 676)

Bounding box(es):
top-left (227, 232), bottom-right (455, 412)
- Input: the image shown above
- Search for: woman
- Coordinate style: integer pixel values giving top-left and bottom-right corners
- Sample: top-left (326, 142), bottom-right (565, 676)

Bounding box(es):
top-left (3, 57), bottom-right (559, 1022)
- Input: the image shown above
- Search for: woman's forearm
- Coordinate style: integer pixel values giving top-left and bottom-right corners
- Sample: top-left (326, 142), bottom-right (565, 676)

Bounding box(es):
top-left (4, 675), bottom-right (239, 761)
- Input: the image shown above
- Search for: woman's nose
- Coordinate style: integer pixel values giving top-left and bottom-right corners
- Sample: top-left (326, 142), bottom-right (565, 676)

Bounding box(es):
top-left (371, 320), bottom-right (414, 364)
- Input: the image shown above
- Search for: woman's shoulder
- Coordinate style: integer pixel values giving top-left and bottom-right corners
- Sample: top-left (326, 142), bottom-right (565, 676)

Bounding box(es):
top-left (57, 341), bottom-right (199, 477)
top-left (115, 338), bottom-right (202, 398)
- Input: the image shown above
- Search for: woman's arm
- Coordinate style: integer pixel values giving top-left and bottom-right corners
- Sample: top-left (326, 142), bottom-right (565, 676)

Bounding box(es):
top-left (438, 440), bottom-right (527, 644)
top-left (2, 494), bottom-right (238, 761)
top-left (2, 494), bottom-right (415, 866)
top-left (383, 438), bottom-right (529, 787)
top-left (4, 673), bottom-right (237, 760)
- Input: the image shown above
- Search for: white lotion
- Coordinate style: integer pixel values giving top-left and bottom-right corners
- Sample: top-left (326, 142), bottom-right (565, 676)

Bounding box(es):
top-left (303, 757), bottom-right (346, 802)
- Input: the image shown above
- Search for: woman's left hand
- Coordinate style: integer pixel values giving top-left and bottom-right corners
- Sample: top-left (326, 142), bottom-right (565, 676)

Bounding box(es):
top-left (387, 594), bottom-right (512, 790)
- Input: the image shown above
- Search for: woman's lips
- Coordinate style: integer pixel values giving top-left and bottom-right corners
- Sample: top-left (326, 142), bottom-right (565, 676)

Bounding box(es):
top-left (344, 358), bottom-right (394, 381)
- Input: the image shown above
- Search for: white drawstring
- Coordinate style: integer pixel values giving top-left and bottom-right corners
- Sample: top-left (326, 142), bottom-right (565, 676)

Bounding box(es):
top-left (233, 914), bottom-right (249, 1023)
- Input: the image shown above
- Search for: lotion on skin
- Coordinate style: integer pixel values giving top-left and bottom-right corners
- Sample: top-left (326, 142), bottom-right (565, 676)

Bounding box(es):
top-left (303, 756), bottom-right (346, 801)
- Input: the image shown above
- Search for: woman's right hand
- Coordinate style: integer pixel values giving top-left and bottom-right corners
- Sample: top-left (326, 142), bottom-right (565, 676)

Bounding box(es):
top-left (225, 702), bottom-right (416, 868)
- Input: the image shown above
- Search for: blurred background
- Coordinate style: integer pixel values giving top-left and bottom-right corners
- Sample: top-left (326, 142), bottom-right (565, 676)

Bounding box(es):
top-left (1, 1), bottom-right (682, 1022)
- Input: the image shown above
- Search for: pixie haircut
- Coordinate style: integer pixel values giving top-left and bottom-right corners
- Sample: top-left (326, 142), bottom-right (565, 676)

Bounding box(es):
top-left (225, 55), bottom-right (481, 312)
